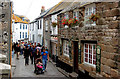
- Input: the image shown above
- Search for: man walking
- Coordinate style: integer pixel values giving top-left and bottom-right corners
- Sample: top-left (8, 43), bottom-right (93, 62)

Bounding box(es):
top-left (24, 46), bottom-right (30, 65)
top-left (41, 48), bottom-right (49, 72)
top-left (16, 44), bottom-right (20, 59)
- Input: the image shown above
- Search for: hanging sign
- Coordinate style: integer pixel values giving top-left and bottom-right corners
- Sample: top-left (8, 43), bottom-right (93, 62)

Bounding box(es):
top-left (96, 45), bottom-right (101, 73)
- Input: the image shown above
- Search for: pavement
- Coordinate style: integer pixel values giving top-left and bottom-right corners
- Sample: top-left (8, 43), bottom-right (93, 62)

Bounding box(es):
top-left (11, 54), bottom-right (66, 78)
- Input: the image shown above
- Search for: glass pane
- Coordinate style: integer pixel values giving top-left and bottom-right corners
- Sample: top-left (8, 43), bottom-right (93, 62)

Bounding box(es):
top-left (89, 59), bottom-right (92, 64)
top-left (85, 49), bottom-right (88, 53)
top-left (85, 58), bottom-right (88, 62)
top-left (93, 60), bottom-right (96, 65)
top-left (85, 44), bottom-right (88, 48)
top-left (89, 49), bottom-right (92, 54)
top-left (89, 44), bottom-right (92, 49)
top-left (85, 54), bottom-right (88, 58)
top-left (93, 55), bottom-right (96, 59)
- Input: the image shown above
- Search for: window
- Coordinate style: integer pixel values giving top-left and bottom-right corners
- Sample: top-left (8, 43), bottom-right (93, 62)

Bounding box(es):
top-left (38, 21), bottom-right (39, 29)
top-left (45, 21), bottom-right (48, 31)
top-left (25, 32), bottom-right (27, 38)
top-left (73, 11), bottom-right (79, 20)
top-left (23, 25), bottom-right (25, 29)
top-left (40, 20), bottom-right (42, 29)
top-left (20, 24), bottom-right (22, 29)
top-left (84, 4), bottom-right (96, 25)
top-left (63, 40), bottom-right (69, 57)
top-left (33, 23), bottom-right (34, 31)
top-left (64, 13), bottom-right (69, 19)
top-left (23, 32), bottom-right (24, 38)
top-left (20, 32), bottom-right (21, 39)
top-left (26, 25), bottom-right (27, 29)
top-left (84, 43), bottom-right (96, 66)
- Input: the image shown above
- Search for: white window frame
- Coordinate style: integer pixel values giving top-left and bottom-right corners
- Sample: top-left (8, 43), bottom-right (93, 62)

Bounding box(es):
top-left (84, 43), bottom-right (96, 67)
top-left (73, 10), bottom-right (79, 20)
top-left (84, 4), bottom-right (96, 26)
top-left (63, 40), bottom-right (69, 57)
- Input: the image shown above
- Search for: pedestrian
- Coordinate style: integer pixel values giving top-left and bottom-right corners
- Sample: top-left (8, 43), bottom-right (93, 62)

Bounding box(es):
top-left (41, 48), bottom-right (49, 72)
top-left (24, 46), bottom-right (30, 66)
top-left (41, 45), bottom-right (45, 52)
top-left (16, 44), bottom-right (20, 60)
top-left (20, 42), bottom-right (24, 55)
top-left (29, 45), bottom-right (34, 64)
top-left (34, 48), bottom-right (41, 73)
top-left (32, 45), bottom-right (36, 64)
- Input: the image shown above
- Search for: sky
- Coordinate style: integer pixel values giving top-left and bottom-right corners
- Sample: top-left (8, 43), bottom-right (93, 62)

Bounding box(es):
top-left (11, 0), bottom-right (62, 22)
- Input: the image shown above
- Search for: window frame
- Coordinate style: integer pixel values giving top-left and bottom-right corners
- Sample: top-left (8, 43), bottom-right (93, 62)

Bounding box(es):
top-left (84, 43), bottom-right (96, 67)
top-left (63, 40), bottom-right (69, 57)
top-left (20, 32), bottom-right (21, 39)
top-left (73, 10), bottom-right (79, 20)
top-left (23, 32), bottom-right (24, 38)
top-left (84, 4), bottom-right (96, 26)
top-left (26, 25), bottom-right (27, 29)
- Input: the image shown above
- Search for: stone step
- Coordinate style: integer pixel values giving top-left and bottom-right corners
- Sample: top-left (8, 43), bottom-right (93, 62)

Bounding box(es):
top-left (0, 54), bottom-right (7, 63)
top-left (69, 72), bottom-right (78, 79)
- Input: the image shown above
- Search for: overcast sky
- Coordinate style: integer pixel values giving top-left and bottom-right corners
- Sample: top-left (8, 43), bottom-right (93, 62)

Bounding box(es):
top-left (11, 0), bottom-right (61, 21)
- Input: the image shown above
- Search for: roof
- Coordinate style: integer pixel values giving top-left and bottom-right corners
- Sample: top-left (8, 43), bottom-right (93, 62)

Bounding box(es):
top-left (12, 14), bottom-right (29, 24)
top-left (35, 7), bottom-right (53, 20)
top-left (44, 0), bottom-right (73, 17)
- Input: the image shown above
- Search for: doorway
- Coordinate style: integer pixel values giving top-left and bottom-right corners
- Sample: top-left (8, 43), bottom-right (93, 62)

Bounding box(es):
top-left (73, 41), bottom-right (78, 73)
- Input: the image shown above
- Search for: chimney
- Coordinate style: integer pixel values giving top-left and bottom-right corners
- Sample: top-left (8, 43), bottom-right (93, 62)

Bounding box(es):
top-left (41, 6), bottom-right (45, 14)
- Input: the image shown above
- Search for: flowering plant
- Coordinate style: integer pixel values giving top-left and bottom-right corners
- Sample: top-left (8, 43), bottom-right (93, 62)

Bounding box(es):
top-left (68, 17), bottom-right (79, 27)
top-left (62, 18), bottom-right (69, 26)
top-left (89, 13), bottom-right (100, 22)
top-left (52, 22), bottom-right (58, 27)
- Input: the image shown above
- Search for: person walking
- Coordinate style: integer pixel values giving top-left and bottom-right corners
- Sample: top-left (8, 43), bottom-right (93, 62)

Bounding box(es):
top-left (24, 46), bottom-right (30, 66)
top-left (34, 48), bottom-right (41, 73)
top-left (41, 48), bottom-right (49, 72)
top-left (16, 44), bottom-right (20, 60)
top-left (29, 45), bottom-right (34, 64)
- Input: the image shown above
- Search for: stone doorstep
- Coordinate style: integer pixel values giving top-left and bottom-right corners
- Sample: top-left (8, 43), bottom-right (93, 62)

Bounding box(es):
top-left (57, 67), bottom-right (70, 78)
top-left (69, 72), bottom-right (78, 78)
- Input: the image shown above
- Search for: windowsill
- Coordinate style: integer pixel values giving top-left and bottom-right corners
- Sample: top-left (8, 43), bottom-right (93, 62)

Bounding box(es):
top-left (83, 62), bottom-right (96, 68)
top-left (84, 24), bottom-right (96, 27)
top-left (63, 54), bottom-right (69, 58)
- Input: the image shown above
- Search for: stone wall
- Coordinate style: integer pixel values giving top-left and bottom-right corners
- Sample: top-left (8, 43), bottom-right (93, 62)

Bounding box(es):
top-left (57, 2), bottom-right (120, 78)
top-left (0, 0), bottom-right (12, 64)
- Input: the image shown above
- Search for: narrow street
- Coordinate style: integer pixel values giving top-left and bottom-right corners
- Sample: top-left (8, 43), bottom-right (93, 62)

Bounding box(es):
top-left (11, 55), bottom-right (66, 78)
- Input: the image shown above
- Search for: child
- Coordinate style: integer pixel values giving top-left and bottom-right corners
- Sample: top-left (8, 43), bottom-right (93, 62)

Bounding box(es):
top-left (35, 58), bottom-right (44, 74)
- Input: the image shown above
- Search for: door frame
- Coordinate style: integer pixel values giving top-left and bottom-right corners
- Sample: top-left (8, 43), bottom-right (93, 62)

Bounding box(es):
top-left (73, 40), bottom-right (79, 73)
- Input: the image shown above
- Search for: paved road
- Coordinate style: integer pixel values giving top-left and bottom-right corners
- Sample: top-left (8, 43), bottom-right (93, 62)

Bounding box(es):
top-left (11, 55), bottom-right (65, 78)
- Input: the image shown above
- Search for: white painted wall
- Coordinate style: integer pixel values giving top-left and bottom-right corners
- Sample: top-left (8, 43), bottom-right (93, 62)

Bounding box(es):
top-left (12, 21), bottom-right (29, 43)
top-left (51, 14), bottom-right (58, 35)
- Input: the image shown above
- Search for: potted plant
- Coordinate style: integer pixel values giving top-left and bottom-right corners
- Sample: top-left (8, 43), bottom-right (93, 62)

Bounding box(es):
top-left (68, 17), bottom-right (79, 28)
top-left (61, 18), bottom-right (69, 26)
top-left (52, 22), bottom-right (58, 27)
top-left (89, 13), bottom-right (100, 22)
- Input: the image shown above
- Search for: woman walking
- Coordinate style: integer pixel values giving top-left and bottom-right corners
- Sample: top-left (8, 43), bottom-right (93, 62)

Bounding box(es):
top-left (34, 48), bottom-right (41, 73)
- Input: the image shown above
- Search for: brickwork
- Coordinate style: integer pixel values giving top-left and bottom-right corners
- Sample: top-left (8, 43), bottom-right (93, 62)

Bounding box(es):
top-left (58, 2), bottom-right (120, 78)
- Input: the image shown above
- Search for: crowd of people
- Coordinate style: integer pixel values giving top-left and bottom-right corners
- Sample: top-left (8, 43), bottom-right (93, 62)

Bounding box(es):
top-left (12, 42), bottom-right (49, 74)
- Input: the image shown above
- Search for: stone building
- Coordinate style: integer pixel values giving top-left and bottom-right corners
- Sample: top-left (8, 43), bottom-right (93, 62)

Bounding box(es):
top-left (57, 1), bottom-right (120, 78)
top-left (43, 0), bottom-right (72, 59)
top-left (0, 0), bottom-right (12, 78)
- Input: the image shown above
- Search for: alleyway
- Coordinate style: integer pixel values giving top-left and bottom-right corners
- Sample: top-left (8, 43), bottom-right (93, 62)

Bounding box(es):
top-left (11, 55), bottom-right (66, 78)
